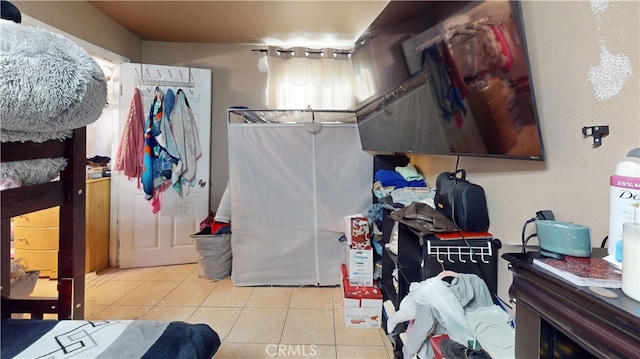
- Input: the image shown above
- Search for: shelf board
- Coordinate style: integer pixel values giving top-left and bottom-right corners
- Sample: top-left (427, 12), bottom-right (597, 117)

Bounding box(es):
top-left (384, 247), bottom-right (398, 266)
top-left (379, 279), bottom-right (398, 305)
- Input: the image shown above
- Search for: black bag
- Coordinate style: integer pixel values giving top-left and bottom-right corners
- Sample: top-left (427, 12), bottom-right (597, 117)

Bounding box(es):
top-left (435, 169), bottom-right (490, 232)
top-left (389, 202), bottom-right (457, 238)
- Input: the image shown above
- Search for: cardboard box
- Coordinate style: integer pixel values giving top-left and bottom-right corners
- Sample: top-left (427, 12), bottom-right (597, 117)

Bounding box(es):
top-left (343, 214), bottom-right (361, 244)
top-left (344, 214), bottom-right (371, 249)
top-left (350, 216), bottom-right (371, 250)
top-left (345, 246), bottom-right (373, 287)
top-left (343, 296), bottom-right (383, 328)
top-left (340, 266), bottom-right (382, 328)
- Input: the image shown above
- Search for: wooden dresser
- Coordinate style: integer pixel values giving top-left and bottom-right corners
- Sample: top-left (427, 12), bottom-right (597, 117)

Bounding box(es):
top-left (503, 250), bottom-right (640, 358)
top-left (13, 207), bottom-right (59, 278)
top-left (12, 178), bottom-right (111, 277)
top-left (466, 78), bottom-right (518, 154)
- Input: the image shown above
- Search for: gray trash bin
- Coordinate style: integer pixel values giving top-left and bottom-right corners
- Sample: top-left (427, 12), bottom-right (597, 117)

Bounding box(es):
top-left (191, 233), bottom-right (232, 280)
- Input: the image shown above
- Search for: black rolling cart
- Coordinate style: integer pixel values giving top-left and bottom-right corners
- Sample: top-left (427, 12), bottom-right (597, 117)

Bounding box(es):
top-left (372, 155), bottom-right (500, 358)
top-left (379, 214), bottom-right (501, 358)
top-left (422, 234), bottom-right (501, 297)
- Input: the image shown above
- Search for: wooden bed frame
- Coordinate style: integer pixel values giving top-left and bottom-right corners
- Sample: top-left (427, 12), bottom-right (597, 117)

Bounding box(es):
top-left (1, 128), bottom-right (87, 320)
top-left (0, 130), bottom-right (222, 359)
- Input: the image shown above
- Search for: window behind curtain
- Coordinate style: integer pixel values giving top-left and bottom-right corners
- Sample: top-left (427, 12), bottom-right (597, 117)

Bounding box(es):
top-left (266, 46), bottom-right (355, 110)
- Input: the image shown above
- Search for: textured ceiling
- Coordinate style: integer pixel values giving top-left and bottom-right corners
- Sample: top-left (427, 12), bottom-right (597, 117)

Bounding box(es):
top-left (88, 0), bottom-right (392, 47)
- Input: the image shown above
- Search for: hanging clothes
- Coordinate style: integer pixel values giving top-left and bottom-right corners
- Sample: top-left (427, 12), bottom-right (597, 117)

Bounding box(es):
top-left (141, 87), bottom-right (179, 213)
top-left (490, 24), bottom-right (515, 72)
top-left (169, 89), bottom-right (202, 195)
top-left (113, 87), bottom-right (145, 182)
top-left (160, 88), bottom-right (181, 162)
top-left (422, 43), bottom-right (467, 128)
top-left (441, 41), bottom-right (468, 98)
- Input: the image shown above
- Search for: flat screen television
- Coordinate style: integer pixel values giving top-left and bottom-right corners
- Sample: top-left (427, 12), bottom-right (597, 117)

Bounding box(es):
top-left (353, 0), bottom-right (545, 161)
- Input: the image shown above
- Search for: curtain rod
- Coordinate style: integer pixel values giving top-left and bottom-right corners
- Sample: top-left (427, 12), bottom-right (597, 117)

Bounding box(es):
top-left (251, 48), bottom-right (352, 55)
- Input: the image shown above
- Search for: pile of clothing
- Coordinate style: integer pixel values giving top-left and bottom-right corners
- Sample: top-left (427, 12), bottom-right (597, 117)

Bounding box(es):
top-left (197, 211), bottom-right (230, 236)
top-left (387, 273), bottom-right (513, 359)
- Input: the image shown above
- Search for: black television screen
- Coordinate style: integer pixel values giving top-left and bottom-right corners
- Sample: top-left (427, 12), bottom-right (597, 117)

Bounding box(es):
top-left (353, 0), bottom-right (545, 161)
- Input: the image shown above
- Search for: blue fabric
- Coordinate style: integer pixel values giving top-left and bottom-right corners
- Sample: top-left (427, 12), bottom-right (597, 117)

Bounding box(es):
top-left (1, 320), bottom-right (58, 358)
top-left (141, 87), bottom-right (179, 201)
top-left (141, 129), bottom-right (155, 199)
top-left (422, 45), bottom-right (467, 123)
top-left (164, 88), bottom-right (176, 119)
top-left (375, 169), bottom-right (426, 188)
top-left (142, 131), bottom-right (179, 200)
top-left (147, 87), bottom-right (164, 136)
top-left (1, 320), bottom-right (220, 359)
top-left (214, 224), bottom-right (232, 235)
top-left (141, 322), bottom-right (220, 359)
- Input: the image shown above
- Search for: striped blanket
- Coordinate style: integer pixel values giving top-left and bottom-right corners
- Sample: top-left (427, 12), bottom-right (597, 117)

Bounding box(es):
top-left (1, 319), bottom-right (220, 359)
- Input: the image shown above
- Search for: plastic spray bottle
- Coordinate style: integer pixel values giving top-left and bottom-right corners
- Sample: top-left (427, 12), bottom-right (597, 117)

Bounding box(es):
top-left (608, 148), bottom-right (640, 260)
top-left (621, 205), bottom-right (640, 301)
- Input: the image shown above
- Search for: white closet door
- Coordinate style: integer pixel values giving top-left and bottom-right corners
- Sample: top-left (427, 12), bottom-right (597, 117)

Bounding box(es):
top-left (314, 124), bottom-right (373, 285)
top-left (114, 63), bottom-right (211, 268)
top-left (229, 124), bottom-right (318, 286)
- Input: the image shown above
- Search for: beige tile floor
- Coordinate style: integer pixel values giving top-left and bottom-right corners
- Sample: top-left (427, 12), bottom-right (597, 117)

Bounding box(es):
top-left (32, 263), bottom-right (394, 359)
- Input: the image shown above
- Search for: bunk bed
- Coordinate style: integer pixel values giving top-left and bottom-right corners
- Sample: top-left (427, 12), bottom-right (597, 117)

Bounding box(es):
top-left (1, 130), bottom-right (87, 320)
top-left (0, 15), bottom-right (220, 359)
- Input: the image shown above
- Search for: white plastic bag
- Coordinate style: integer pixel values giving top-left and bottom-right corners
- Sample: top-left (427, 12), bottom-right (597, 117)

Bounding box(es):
top-left (415, 278), bottom-right (475, 343)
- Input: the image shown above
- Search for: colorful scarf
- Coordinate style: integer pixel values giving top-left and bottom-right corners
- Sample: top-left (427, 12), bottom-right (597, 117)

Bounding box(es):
top-left (141, 87), bottom-right (179, 213)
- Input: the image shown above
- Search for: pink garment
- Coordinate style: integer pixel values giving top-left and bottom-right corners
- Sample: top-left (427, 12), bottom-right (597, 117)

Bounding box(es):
top-left (491, 24), bottom-right (514, 72)
top-left (113, 88), bottom-right (145, 182)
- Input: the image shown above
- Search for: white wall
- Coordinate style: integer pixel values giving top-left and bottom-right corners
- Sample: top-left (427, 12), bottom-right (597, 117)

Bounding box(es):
top-left (141, 43), bottom-right (268, 210)
top-left (16, 0), bottom-right (639, 301)
top-left (143, 2), bottom-right (640, 304)
top-left (412, 0), bottom-right (639, 302)
top-left (14, 0), bottom-right (142, 62)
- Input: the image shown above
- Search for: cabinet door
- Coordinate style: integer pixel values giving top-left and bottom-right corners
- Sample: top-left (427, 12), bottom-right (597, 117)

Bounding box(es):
top-left (85, 178), bottom-right (110, 272)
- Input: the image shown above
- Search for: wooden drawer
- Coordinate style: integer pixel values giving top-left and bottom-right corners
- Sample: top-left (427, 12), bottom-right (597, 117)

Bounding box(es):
top-left (13, 227), bottom-right (59, 250)
top-left (13, 207), bottom-right (59, 228)
top-left (13, 249), bottom-right (58, 279)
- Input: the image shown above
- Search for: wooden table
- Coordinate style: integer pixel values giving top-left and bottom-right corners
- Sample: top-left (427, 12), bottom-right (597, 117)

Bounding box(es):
top-left (502, 249), bottom-right (640, 359)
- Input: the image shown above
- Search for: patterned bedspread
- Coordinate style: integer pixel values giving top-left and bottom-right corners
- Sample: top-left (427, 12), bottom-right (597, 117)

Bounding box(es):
top-left (1, 319), bottom-right (220, 359)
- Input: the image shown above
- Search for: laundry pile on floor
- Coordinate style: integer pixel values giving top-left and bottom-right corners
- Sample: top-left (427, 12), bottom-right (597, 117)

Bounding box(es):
top-left (196, 211), bottom-right (230, 235)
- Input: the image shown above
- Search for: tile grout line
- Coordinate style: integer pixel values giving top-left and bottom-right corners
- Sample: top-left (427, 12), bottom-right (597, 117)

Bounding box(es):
top-left (333, 286), bottom-right (339, 359)
top-left (86, 266), bottom-right (395, 358)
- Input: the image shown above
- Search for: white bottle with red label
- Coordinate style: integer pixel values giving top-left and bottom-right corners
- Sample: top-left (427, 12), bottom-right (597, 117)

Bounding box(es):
top-left (609, 148), bottom-right (640, 257)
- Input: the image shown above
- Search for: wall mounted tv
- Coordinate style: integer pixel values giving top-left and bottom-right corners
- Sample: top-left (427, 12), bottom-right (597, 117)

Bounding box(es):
top-left (353, 0), bottom-right (545, 161)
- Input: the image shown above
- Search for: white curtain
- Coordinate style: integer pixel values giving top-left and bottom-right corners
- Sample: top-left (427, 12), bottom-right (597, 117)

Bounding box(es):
top-left (266, 46), bottom-right (355, 110)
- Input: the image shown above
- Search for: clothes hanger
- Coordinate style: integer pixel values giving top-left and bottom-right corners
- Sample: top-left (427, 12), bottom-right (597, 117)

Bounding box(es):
top-left (438, 270), bottom-right (459, 280)
top-left (436, 260), bottom-right (458, 280)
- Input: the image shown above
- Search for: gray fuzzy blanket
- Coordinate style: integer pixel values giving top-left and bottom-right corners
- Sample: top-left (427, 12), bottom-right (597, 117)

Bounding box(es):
top-left (0, 20), bottom-right (107, 185)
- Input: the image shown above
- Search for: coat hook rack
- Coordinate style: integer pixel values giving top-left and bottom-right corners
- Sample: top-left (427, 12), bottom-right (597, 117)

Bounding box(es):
top-left (582, 125), bottom-right (609, 147)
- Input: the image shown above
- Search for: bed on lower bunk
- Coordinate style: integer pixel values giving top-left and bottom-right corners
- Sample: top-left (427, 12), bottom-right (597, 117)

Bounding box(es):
top-left (0, 132), bottom-right (221, 359)
top-left (0, 11), bottom-right (220, 359)
top-left (2, 319), bottom-right (220, 359)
